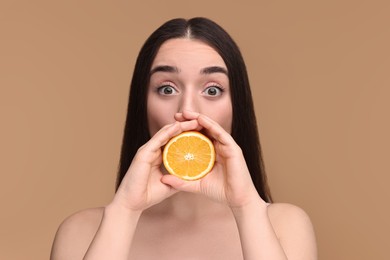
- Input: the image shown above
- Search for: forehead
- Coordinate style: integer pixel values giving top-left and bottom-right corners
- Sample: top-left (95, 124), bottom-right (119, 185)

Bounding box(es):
top-left (152, 38), bottom-right (227, 68)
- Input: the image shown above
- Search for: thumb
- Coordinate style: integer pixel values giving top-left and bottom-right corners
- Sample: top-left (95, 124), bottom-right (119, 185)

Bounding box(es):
top-left (161, 175), bottom-right (200, 194)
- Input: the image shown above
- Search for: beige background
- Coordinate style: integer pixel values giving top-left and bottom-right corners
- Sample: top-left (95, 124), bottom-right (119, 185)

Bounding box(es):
top-left (1, 0), bottom-right (389, 259)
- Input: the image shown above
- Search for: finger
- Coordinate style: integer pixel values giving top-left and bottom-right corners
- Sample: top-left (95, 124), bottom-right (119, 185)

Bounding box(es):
top-left (174, 113), bottom-right (185, 122)
top-left (147, 120), bottom-right (200, 152)
top-left (181, 110), bottom-right (201, 120)
top-left (197, 114), bottom-right (234, 145)
top-left (175, 112), bottom-right (203, 131)
top-left (177, 119), bottom-right (200, 132)
top-left (160, 174), bottom-right (201, 194)
top-left (144, 122), bottom-right (178, 152)
top-left (165, 185), bottom-right (180, 197)
top-left (175, 111), bottom-right (200, 121)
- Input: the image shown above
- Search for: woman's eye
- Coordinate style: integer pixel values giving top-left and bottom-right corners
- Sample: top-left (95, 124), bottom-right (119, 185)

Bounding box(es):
top-left (157, 85), bottom-right (177, 95)
top-left (203, 86), bottom-right (223, 96)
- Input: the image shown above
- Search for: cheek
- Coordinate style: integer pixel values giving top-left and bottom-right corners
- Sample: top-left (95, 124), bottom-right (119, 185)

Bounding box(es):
top-left (203, 100), bottom-right (233, 134)
top-left (216, 108), bottom-right (233, 134)
top-left (147, 98), bottom-right (177, 137)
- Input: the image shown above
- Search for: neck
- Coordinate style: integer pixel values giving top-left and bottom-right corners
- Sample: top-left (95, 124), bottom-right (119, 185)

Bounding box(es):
top-left (145, 192), bottom-right (230, 221)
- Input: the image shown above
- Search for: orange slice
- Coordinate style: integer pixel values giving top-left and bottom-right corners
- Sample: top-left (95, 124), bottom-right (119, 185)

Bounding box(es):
top-left (163, 131), bottom-right (215, 181)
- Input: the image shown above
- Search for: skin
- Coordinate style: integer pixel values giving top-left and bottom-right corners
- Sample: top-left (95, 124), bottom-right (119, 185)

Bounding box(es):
top-left (50, 39), bottom-right (317, 260)
top-left (147, 38), bottom-right (232, 136)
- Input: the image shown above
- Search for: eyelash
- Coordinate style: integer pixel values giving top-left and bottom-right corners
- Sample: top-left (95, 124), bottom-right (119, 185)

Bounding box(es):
top-left (156, 83), bottom-right (178, 95)
top-left (202, 85), bottom-right (224, 96)
top-left (155, 82), bottom-right (225, 96)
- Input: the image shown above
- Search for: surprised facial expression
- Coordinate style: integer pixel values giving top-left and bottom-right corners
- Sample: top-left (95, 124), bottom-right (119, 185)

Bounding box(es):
top-left (147, 38), bottom-right (233, 137)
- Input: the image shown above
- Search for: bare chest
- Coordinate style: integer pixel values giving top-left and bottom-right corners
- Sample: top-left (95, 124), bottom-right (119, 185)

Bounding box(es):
top-left (128, 215), bottom-right (243, 260)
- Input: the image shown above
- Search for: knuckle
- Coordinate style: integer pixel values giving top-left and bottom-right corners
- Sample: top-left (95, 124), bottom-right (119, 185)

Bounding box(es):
top-left (135, 144), bottom-right (149, 159)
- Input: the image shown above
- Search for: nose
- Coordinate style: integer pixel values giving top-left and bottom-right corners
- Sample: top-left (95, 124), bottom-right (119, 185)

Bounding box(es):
top-left (178, 90), bottom-right (199, 113)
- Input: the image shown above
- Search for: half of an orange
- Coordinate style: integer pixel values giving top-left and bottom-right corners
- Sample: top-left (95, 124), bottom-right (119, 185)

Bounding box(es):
top-left (163, 131), bottom-right (215, 181)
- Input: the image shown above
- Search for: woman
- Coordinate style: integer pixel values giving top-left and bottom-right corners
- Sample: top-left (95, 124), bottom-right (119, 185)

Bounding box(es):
top-left (51, 17), bottom-right (317, 260)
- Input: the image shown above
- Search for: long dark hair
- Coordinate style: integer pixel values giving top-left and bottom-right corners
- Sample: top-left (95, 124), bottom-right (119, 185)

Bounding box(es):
top-left (116, 17), bottom-right (272, 202)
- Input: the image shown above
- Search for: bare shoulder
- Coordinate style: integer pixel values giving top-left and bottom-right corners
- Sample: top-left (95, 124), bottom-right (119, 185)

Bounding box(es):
top-left (267, 203), bottom-right (313, 227)
top-left (267, 203), bottom-right (318, 259)
top-left (50, 207), bottom-right (104, 260)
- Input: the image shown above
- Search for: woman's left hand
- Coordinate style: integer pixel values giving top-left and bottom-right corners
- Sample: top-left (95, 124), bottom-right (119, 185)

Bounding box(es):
top-left (161, 110), bottom-right (266, 209)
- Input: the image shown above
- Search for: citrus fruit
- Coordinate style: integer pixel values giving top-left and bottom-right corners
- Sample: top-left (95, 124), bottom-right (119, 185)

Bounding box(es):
top-left (163, 131), bottom-right (215, 181)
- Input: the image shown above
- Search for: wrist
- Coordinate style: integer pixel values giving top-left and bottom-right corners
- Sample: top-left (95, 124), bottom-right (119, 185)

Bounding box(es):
top-left (105, 201), bottom-right (143, 220)
top-left (230, 195), bottom-right (268, 218)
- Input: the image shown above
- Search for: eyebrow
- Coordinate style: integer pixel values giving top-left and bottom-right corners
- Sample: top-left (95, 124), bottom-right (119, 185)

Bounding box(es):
top-left (200, 66), bottom-right (228, 75)
top-left (150, 65), bottom-right (179, 75)
top-left (150, 65), bottom-right (228, 76)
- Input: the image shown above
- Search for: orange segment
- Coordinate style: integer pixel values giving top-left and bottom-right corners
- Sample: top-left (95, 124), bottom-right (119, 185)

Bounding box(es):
top-left (163, 131), bottom-right (215, 181)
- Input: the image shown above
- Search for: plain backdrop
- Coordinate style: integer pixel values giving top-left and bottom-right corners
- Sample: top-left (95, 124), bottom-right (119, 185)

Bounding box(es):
top-left (1, 1), bottom-right (389, 259)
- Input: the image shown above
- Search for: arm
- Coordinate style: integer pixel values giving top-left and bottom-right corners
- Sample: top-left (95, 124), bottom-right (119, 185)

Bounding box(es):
top-left (51, 120), bottom-right (199, 260)
top-left (232, 201), bottom-right (317, 260)
top-left (83, 121), bottom-right (199, 259)
top-left (232, 200), bottom-right (287, 260)
top-left (82, 205), bottom-right (141, 260)
top-left (162, 111), bottom-right (317, 259)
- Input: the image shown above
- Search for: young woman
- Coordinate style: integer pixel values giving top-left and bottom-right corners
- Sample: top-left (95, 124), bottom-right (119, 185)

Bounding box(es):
top-left (51, 17), bottom-right (317, 260)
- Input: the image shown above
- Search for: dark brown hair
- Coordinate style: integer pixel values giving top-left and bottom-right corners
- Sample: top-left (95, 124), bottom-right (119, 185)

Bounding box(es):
top-left (116, 17), bottom-right (272, 202)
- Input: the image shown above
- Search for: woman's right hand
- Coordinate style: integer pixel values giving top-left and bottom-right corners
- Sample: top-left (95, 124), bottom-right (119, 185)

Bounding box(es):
top-left (109, 120), bottom-right (200, 213)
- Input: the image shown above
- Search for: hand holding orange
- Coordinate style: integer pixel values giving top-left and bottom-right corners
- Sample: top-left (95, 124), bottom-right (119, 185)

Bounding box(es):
top-left (161, 113), bottom-right (259, 208)
top-left (163, 131), bottom-right (215, 181)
